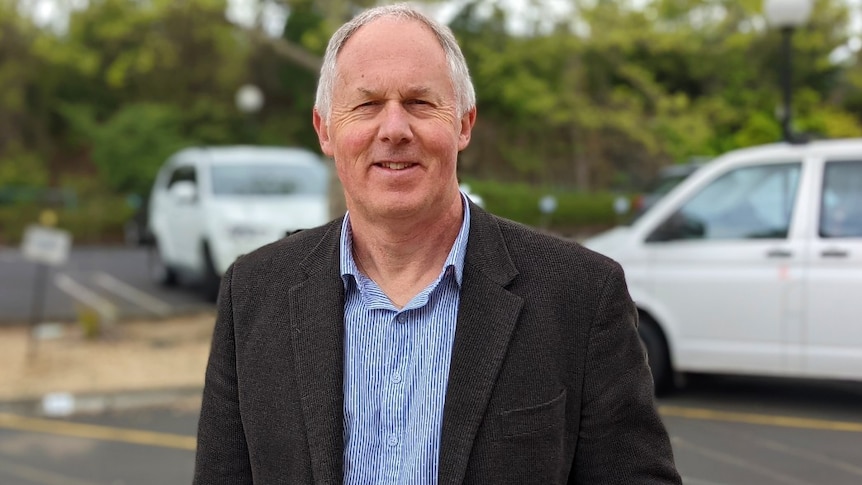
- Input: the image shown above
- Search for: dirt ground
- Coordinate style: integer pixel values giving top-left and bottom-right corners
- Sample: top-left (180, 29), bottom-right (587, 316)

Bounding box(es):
top-left (0, 312), bottom-right (215, 402)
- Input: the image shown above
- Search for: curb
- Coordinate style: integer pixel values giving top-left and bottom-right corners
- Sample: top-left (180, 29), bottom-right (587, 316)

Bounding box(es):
top-left (0, 386), bottom-right (203, 417)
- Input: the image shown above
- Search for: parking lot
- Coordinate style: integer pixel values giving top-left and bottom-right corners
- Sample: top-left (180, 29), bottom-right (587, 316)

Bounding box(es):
top-left (0, 246), bottom-right (212, 325)
top-left (2, 245), bottom-right (862, 484)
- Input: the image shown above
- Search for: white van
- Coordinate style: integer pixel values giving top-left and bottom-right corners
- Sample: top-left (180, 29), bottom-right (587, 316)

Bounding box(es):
top-left (583, 139), bottom-right (862, 392)
top-left (147, 146), bottom-right (331, 299)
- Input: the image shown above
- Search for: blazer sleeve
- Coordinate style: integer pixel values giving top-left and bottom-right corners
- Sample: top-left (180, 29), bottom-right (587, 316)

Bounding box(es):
top-left (570, 263), bottom-right (682, 484)
top-left (193, 264), bottom-right (253, 484)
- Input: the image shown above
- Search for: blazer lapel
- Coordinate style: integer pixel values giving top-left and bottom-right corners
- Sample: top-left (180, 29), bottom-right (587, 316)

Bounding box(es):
top-left (289, 221), bottom-right (345, 483)
top-left (439, 207), bottom-right (523, 485)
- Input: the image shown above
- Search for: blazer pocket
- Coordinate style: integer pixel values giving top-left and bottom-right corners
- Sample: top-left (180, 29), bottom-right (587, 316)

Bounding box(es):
top-left (499, 389), bottom-right (567, 438)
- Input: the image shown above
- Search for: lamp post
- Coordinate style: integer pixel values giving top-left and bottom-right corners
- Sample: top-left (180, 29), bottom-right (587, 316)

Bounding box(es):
top-left (235, 84), bottom-right (264, 143)
top-left (763, 0), bottom-right (812, 143)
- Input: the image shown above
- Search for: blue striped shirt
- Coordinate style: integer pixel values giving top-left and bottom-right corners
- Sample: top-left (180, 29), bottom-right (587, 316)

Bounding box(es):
top-left (340, 195), bottom-right (471, 485)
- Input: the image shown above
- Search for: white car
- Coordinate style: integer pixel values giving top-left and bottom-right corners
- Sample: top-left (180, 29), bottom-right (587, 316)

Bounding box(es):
top-left (147, 146), bottom-right (331, 299)
top-left (583, 139), bottom-right (862, 392)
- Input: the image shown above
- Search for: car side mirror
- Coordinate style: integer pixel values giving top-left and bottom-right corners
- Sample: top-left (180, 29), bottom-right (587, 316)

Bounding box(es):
top-left (169, 181), bottom-right (198, 204)
top-left (647, 211), bottom-right (705, 242)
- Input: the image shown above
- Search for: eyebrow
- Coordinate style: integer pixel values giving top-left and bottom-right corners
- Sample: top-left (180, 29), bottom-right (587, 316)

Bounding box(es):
top-left (356, 86), bottom-right (433, 98)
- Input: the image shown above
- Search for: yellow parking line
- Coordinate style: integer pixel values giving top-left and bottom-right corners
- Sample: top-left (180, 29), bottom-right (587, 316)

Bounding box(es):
top-left (660, 405), bottom-right (862, 433)
top-left (0, 412), bottom-right (196, 451)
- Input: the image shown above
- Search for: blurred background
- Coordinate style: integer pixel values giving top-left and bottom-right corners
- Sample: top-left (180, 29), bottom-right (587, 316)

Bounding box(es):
top-left (2, 1), bottom-right (862, 484)
top-left (5, 0), bottom-right (862, 243)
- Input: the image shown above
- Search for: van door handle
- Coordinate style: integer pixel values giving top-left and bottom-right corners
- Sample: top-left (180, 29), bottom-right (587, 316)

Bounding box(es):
top-left (821, 248), bottom-right (848, 258)
top-left (766, 249), bottom-right (793, 258)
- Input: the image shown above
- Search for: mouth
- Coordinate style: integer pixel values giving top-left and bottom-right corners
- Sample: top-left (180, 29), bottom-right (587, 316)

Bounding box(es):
top-left (376, 161), bottom-right (417, 170)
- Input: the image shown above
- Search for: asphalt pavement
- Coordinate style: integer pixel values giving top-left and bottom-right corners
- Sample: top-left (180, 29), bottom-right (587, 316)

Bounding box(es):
top-left (0, 246), bottom-right (213, 325)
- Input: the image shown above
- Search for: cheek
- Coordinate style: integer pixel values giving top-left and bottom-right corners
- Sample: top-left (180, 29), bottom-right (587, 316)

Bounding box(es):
top-left (333, 126), bottom-right (375, 159)
top-left (422, 127), bottom-right (462, 162)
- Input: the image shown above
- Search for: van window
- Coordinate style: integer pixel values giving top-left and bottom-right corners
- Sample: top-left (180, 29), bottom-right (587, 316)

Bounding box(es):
top-left (647, 163), bottom-right (801, 242)
top-left (210, 163), bottom-right (327, 196)
top-left (820, 161), bottom-right (862, 238)
top-left (167, 166), bottom-right (197, 188)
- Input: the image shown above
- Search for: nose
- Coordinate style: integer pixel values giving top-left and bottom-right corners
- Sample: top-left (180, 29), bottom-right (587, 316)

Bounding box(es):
top-left (378, 102), bottom-right (413, 145)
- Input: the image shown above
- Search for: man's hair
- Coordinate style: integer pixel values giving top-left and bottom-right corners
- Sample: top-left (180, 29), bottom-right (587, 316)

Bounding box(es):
top-left (314, 3), bottom-right (476, 123)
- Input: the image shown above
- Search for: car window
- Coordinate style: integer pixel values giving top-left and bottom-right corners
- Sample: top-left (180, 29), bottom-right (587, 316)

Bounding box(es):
top-left (210, 163), bottom-right (327, 196)
top-left (167, 165), bottom-right (197, 188)
top-left (820, 161), bottom-right (862, 238)
top-left (647, 162), bottom-right (801, 242)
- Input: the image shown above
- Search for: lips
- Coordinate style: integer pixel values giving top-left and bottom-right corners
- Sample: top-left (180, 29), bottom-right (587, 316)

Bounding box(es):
top-left (376, 162), bottom-right (416, 170)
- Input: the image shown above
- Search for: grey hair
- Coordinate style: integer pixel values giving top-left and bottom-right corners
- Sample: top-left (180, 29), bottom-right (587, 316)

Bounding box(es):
top-left (314, 3), bottom-right (476, 123)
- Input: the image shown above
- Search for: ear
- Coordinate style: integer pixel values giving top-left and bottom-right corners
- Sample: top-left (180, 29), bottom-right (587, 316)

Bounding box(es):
top-left (313, 108), bottom-right (334, 157)
top-left (457, 107), bottom-right (477, 151)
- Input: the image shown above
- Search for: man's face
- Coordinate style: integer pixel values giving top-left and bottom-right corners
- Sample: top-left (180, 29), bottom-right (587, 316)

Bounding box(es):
top-left (313, 18), bottom-right (475, 223)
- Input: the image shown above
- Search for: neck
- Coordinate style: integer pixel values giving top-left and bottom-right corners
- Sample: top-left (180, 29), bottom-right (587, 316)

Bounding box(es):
top-left (349, 194), bottom-right (464, 307)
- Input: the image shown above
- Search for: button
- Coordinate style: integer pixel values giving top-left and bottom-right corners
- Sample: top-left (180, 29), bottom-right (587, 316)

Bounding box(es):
top-left (387, 434), bottom-right (398, 447)
top-left (396, 314), bottom-right (406, 324)
top-left (391, 372), bottom-right (402, 384)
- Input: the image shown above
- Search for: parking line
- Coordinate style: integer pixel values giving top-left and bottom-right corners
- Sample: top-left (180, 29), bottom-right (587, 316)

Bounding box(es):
top-left (0, 456), bottom-right (102, 485)
top-left (92, 272), bottom-right (173, 317)
top-left (0, 412), bottom-right (196, 451)
top-left (54, 273), bottom-right (117, 322)
top-left (708, 424), bottom-right (862, 477)
top-left (671, 436), bottom-right (812, 485)
top-left (660, 405), bottom-right (862, 433)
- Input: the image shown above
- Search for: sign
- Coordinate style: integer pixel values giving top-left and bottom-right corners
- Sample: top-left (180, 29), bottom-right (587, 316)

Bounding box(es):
top-left (21, 225), bottom-right (72, 266)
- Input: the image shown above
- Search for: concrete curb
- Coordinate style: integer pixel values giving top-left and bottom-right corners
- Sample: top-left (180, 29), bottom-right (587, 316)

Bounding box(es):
top-left (0, 386), bottom-right (203, 417)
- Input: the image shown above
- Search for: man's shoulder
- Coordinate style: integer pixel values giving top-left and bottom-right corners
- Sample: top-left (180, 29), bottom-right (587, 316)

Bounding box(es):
top-left (490, 215), bottom-right (619, 271)
top-left (231, 218), bottom-right (342, 277)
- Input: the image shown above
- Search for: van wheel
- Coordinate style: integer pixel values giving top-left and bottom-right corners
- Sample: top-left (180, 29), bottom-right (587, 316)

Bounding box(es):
top-left (638, 316), bottom-right (673, 395)
top-left (149, 240), bottom-right (178, 287)
top-left (201, 242), bottom-right (221, 302)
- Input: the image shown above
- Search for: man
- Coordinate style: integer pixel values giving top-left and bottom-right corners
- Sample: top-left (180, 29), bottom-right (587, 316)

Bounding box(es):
top-left (194, 4), bottom-right (681, 484)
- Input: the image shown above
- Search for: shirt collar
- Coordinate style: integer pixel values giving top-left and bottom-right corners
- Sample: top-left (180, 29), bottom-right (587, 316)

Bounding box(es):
top-left (340, 192), bottom-right (471, 288)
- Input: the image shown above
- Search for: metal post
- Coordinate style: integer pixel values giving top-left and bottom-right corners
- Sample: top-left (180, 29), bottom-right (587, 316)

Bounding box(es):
top-left (27, 263), bottom-right (49, 360)
top-left (780, 26), bottom-right (794, 143)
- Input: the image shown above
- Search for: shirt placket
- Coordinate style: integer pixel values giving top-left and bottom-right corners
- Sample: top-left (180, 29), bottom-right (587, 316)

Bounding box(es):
top-left (378, 310), bottom-right (411, 484)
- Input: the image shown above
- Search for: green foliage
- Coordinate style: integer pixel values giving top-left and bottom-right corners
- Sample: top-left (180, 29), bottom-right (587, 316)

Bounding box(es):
top-left (464, 179), bottom-right (620, 235)
top-left (0, 143), bottom-right (49, 187)
top-left (60, 103), bottom-right (193, 195)
top-left (0, 194), bottom-right (134, 245)
top-left (4, 0), bottom-right (862, 248)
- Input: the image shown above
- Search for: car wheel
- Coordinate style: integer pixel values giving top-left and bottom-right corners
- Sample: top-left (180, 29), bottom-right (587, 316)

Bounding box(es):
top-left (200, 242), bottom-right (221, 302)
top-left (149, 240), bottom-right (178, 287)
top-left (637, 316), bottom-right (673, 395)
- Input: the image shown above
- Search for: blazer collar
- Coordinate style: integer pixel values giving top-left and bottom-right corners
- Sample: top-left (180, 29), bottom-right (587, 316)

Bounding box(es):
top-left (439, 203), bottom-right (524, 484)
top-left (290, 219), bottom-right (346, 483)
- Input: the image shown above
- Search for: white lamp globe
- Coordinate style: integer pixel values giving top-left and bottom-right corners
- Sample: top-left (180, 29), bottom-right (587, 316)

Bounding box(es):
top-left (235, 84), bottom-right (264, 114)
top-left (763, 0), bottom-right (813, 28)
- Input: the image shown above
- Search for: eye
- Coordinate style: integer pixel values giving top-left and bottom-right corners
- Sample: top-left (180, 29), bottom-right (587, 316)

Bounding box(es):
top-left (354, 100), bottom-right (381, 110)
top-left (406, 99), bottom-right (430, 105)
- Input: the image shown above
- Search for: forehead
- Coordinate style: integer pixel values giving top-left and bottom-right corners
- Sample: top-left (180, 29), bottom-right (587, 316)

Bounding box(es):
top-left (336, 17), bottom-right (448, 73)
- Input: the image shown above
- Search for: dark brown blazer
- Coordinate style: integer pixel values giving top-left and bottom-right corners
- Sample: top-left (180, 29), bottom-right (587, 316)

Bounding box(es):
top-left (193, 204), bottom-right (681, 484)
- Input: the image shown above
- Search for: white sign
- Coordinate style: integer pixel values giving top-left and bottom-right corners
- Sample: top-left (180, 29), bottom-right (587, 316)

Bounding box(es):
top-left (21, 225), bottom-right (72, 266)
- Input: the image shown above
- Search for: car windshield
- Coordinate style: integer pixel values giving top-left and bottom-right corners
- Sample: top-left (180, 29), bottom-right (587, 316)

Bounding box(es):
top-left (210, 163), bottom-right (327, 196)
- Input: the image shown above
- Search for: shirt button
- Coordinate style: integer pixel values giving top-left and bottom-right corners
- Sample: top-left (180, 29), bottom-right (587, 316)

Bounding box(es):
top-left (387, 434), bottom-right (398, 447)
top-left (391, 372), bottom-right (402, 384)
top-left (396, 314), bottom-right (406, 324)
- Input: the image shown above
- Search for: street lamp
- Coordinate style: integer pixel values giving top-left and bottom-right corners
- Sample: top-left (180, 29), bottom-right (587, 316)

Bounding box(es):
top-left (235, 84), bottom-right (264, 143)
top-left (763, 0), bottom-right (813, 143)
top-left (235, 84), bottom-right (264, 115)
